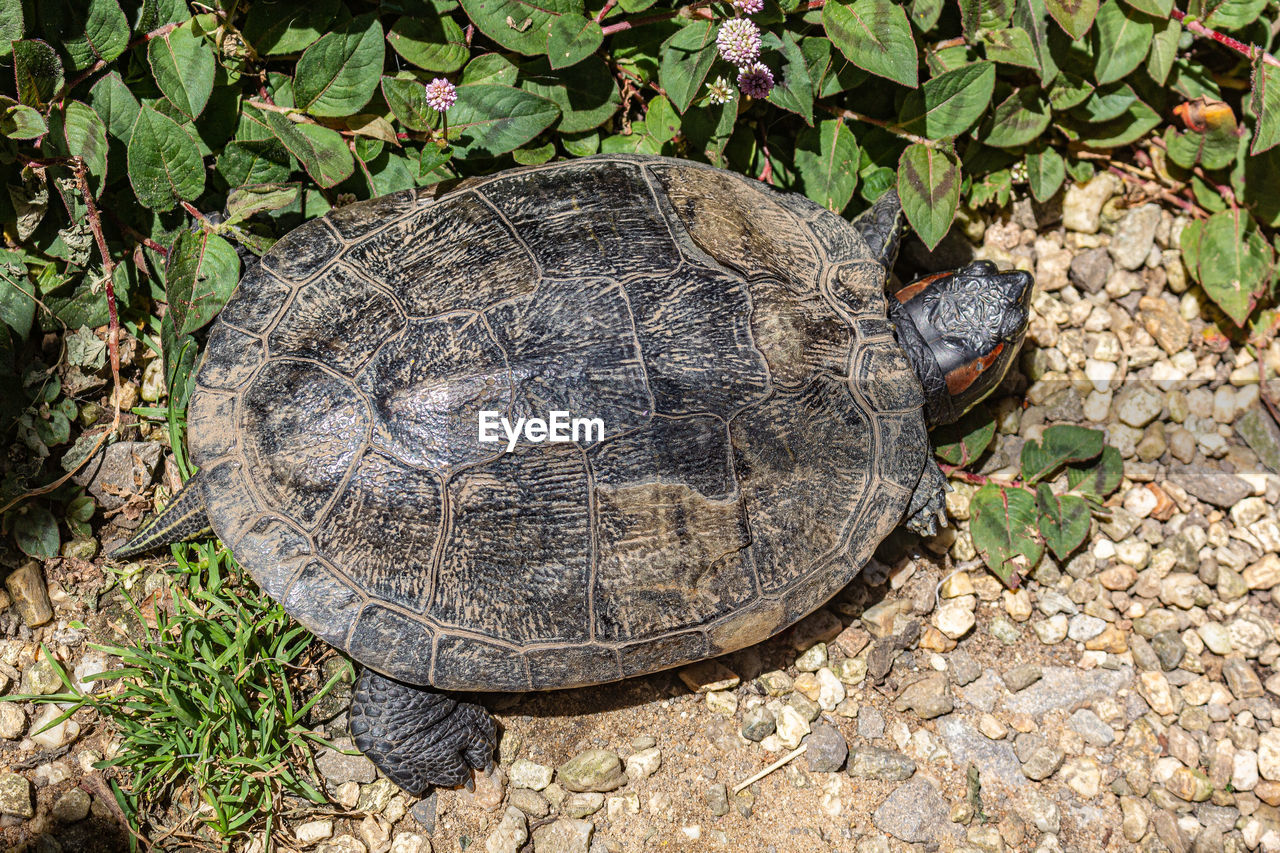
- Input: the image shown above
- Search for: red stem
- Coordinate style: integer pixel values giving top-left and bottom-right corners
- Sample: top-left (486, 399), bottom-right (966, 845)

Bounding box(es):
top-left (596, 0), bottom-right (618, 24)
top-left (1170, 8), bottom-right (1280, 69)
top-left (73, 160), bottom-right (120, 386)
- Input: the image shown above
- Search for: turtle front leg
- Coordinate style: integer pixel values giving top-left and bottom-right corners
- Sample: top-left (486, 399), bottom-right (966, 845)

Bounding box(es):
top-left (904, 456), bottom-right (949, 537)
top-left (349, 669), bottom-right (497, 794)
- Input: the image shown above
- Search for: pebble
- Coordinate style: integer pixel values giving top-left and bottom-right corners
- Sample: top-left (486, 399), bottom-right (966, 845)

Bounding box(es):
top-left (315, 739), bottom-right (378, 785)
top-left (72, 440), bottom-right (163, 509)
top-left (1114, 385), bottom-right (1164, 428)
top-left (1066, 614), bottom-right (1106, 642)
top-left (705, 690), bottom-right (737, 715)
top-left (775, 704), bottom-right (811, 749)
top-left (390, 834), bottom-right (427, 853)
top-left (51, 789), bottom-right (91, 823)
top-left (1165, 767), bottom-right (1213, 802)
top-left (704, 783), bottom-right (729, 816)
top-left (871, 777), bottom-right (952, 843)
top-left (795, 642), bottom-right (828, 672)
top-left (562, 792), bottom-right (604, 819)
top-left (509, 759), bottom-right (554, 791)
top-left (19, 659), bottom-right (62, 695)
top-left (740, 705), bottom-right (775, 742)
top-left (531, 818), bottom-right (592, 853)
top-left (557, 750), bottom-right (625, 793)
top-left (508, 788), bottom-right (550, 818)
top-left (848, 746), bottom-right (916, 781)
top-left (1109, 204), bottom-right (1161, 269)
top-left (30, 705), bottom-right (79, 749)
top-left (0, 705), bottom-right (24, 742)
top-left (1020, 745), bottom-right (1065, 781)
top-left (814, 667), bottom-right (845, 710)
top-left (624, 747), bottom-right (661, 781)
top-left (1004, 664), bottom-right (1043, 693)
top-left (894, 673), bottom-right (953, 719)
top-left (1259, 731), bottom-right (1280, 781)
top-left (1138, 671), bottom-right (1181, 716)
top-left (1150, 631), bottom-right (1187, 671)
top-left (1063, 173), bottom-right (1120, 234)
top-left (1032, 614), bottom-right (1068, 644)
top-left (4, 562), bottom-right (52, 627)
top-left (1060, 756), bottom-right (1102, 798)
top-left (803, 724), bottom-right (848, 773)
top-left (933, 600), bottom-right (976, 639)
top-left (677, 660), bottom-right (739, 693)
top-left (858, 706), bottom-right (885, 740)
top-left (1168, 464), bottom-right (1253, 508)
top-left (0, 773), bottom-right (32, 819)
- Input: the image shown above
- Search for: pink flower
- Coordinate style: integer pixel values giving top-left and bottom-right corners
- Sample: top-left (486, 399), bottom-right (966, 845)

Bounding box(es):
top-left (737, 62), bottom-right (775, 99)
top-left (716, 18), bottom-right (761, 66)
top-left (424, 78), bottom-right (458, 112)
top-left (733, 0), bottom-right (765, 13)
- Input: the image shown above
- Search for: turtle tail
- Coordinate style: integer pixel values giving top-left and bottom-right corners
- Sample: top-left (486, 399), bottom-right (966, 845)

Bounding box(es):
top-left (109, 472), bottom-right (212, 560)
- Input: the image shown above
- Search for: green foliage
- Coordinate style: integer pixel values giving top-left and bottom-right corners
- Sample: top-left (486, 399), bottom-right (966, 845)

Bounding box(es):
top-left (10, 545), bottom-right (345, 842)
top-left (962, 424), bottom-right (1120, 586)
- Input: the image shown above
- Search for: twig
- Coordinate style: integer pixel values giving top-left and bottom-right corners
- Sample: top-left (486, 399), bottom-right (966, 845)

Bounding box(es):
top-left (1105, 164), bottom-right (1205, 219)
top-left (1170, 8), bottom-right (1280, 70)
top-left (596, 0), bottom-right (618, 23)
top-left (600, 0), bottom-right (715, 35)
top-left (937, 462), bottom-right (1025, 489)
top-left (733, 745), bottom-right (807, 795)
top-left (52, 22), bottom-right (182, 106)
top-left (822, 105), bottom-right (933, 147)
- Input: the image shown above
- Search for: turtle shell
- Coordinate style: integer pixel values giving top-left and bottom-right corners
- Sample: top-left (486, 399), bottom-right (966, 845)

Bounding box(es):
top-left (189, 154), bottom-right (930, 691)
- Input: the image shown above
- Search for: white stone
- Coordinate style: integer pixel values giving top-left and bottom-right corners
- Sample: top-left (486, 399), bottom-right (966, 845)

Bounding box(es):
top-left (1083, 391), bottom-right (1112, 422)
top-left (706, 690), bottom-right (737, 715)
top-left (815, 668), bottom-right (845, 711)
top-left (775, 705), bottom-right (810, 749)
top-left (390, 833), bottom-right (429, 853)
top-left (1085, 358), bottom-right (1118, 393)
top-left (485, 807), bottom-right (526, 853)
top-left (1258, 731), bottom-right (1280, 781)
top-left (1115, 386), bottom-right (1164, 428)
top-left (1033, 614), bottom-right (1069, 645)
top-left (1197, 623), bottom-right (1234, 656)
top-left (625, 748), bottom-right (661, 781)
top-left (1063, 173), bottom-right (1120, 234)
top-left (1137, 671), bottom-right (1180, 716)
top-left (933, 599), bottom-right (976, 640)
top-left (508, 759), bottom-right (553, 791)
top-left (30, 706), bottom-right (79, 749)
top-left (1067, 614), bottom-right (1106, 642)
top-left (1122, 487), bottom-right (1157, 519)
top-left (1234, 750), bottom-right (1260, 792)
top-left (296, 821), bottom-right (334, 847)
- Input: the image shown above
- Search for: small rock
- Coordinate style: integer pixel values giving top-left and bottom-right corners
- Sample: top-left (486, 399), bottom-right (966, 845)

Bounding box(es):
top-left (1166, 767), bottom-right (1213, 802)
top-left (1224, 657), bottom-right (1265, 699)
top-left (740, 705), bottom-right (776, 742)
top-left (1032, 614), bottom-right (1069, 644)
top-left (20, 659), bottom-right (63, 695)
top-left (1258, 731), bottom-right (1280, 781)
top-left (678, 660), bottom-right (739, 693)
top-left (988, 616), bottom-right (1020, 645)
top-left (871, 777), bottom-right (953, 844)
top-left (1021, 746), bottom-right (1065, 781)
top-left (508, 788), bottom-right (549, 818)
top-left (0, 705), bottom-right (25, 740)
top-left (1004, 664), bottom-right (1043, 693)
top-left (1114, 386), bottom-right (1164, 428)
top-left (894, 673), bottom-right (953, 720)
top-left (803, 724), bottom-right (848, 773)
top-left (706, 690), bottom-right (737, 715)
top-left (409, 793), bottom-right (436, 834)
top-left (390, 833), bottom-right (428, 853)
top-left (561, 792), bottom-right (604, 819)
top-left (933, 600), bottom-right (976, 639)
top-left (0, 773), bottom-right (32, 819)
top-left (316, 739), bottom-right (377, 785)
top-left (51, 789), bottom-right (91, 823)
top-left (30, 705), bottom-right (79, 749)
top-left (557, 750), bottom-right (625, 793)
top-left (624, 747), bottom-right (661, 781)
top-left (795, 642), bottom-right (828, 672)
top-left (1069, 248), bottom-right (1112, 293)
top-left (531, 818), bottom-right (593, 853)
top-left (4, 562), bottom-right (52, 627)
top-left (1109, 204), bottom-right (1161, 270)
top-left (704, 783), bottom-right (729, 816)
top-left (509, 759), bottom-right (554, 791)
top-left (775, 704), bottom-right (810, 749)
top-left (1068, 709), bottom-right (1114, 747)
top-left (1151, 631), bottom-right (1187, 671)
top-left (72, 440), bottom-right (163, 509)
top-left (948, 652), bottom-right (982, 686)
top-left (1138, 670), bottom-right (1181, 716)
top-left (1063, 173), bottom-right (1120, 235)
top-left (1139, 294), bottom-right (1191, 357)
top-left (1167, 464), bottom-right (1252, 509)
top-left (858, 706), bottom-right (885, 740)
top-left (848, 746), bottom-right (916, 781)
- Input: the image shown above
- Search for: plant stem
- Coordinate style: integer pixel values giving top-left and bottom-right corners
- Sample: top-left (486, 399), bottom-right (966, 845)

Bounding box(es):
top-left (1170, 8), bottom-right (1280, 69)
top-left (937, 462), bottom-right (1027, 490)
top-left (822, 105), bottom-right (933, 146)
top-left (74, 159), bottom-right (120, 387)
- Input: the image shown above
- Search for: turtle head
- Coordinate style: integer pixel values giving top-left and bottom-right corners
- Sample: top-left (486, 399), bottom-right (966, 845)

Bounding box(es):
top-left (888, 260), bottom-right (1034, 427)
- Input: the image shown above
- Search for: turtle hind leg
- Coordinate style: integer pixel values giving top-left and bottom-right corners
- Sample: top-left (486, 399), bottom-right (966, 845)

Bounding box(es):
top-left (109, 473), bottom-right (213, 560)
top-left (903, 457), bottom-right (949, 538)
top-left (350, 669), bottom-right (496, 794)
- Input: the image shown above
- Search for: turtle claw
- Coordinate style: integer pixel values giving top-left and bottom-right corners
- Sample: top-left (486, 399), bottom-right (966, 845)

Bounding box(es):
top-left (904, 458), bottom-right (949, 538)
top-left (350, 669), bottom-right (497, 795)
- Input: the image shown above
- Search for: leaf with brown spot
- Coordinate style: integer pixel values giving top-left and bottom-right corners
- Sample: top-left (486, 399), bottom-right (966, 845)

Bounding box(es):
top-left (896, 143), bottom-right (959, 251)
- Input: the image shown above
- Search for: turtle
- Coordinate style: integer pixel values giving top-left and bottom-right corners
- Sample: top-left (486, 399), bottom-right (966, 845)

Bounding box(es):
top-left (113, 153), bottom-right (1033, 794)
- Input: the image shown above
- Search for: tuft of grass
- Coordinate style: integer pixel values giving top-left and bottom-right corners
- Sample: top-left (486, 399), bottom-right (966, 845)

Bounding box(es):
top-left (19, 540), bottom-right (347, 849)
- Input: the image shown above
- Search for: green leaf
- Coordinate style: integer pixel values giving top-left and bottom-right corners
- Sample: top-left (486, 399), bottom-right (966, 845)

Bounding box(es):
top-left (147, 21), bottom-right (216, 120)
top-left (127, 106), bottom-right (206, 211)
top-left (658, 22), bottom-right (719, 114)
top-left (794, 119), bottom-right (860, 213)
top-left (547, 14), bottom-right (603, 69)
top-left (0, 251), bottom-right (35, 337)
top-left (1044, 0), bottom-right (1099, 38)
top-left (166, 229), bottom-right (240, 336)
top-left (418, 144), bottom-right (454, 179)
top-left (1080, 98), bottom-right (1160, 147)
top-left (40, 0), bottom-right (128, 72)
top-left (1091, 0), bottom-right (1153, 85)
top-left (1163, 124), bottom-right (1237, 171)
top-left (1048, 72), bottom-right (1093, 109)
top-left (898, 61), bottom-right (994, 139)
top-left (1204, 0), bottom-right (1267, 30)
top-left (225, 184), bottom-right (301, 225)
top-left (980, 28), bottom-right (1039, 70)
top-left (13, 505), bottom-right (60, 560)
top-left (1020, 424), bottom-right (1104, 484)
top-left (388, 14), bottom-right (470, 72)
top-left (970, 484), bottom-right (1041, 586)
top-left (1066, 444), bottom-right (1122, 496)
top-left (448, 84), bottom-right (560, 157)
top-left (0, 98), bottom-right (48, 139)
top-left (217, 137), bottom-right (294, 186)
top-left (462, 53), bottom-right (520, 85)
top-left (802, 36), bottom-right (867, 98)
top-left (383, 74), bottom-right (436, 131)
top-left (823, 0), bottom-right (918, 87)
top-left (520, 56), bottom-right (619, 134)
top-left (1184, 209), bottom-right (1274, 325)
top-left (0, 0), bottom-right (23, 59)
top-left (1122, 0), bottom-right (1169, 13)
top-left (1251, 55), bottom-right (1280, 155)
top-left (765, 31), bottom-right (814, 125)
top-left (983, 87), bottom-right (1050, 147)
top-left (89, 72), bottom-right (140, 143)
top-left (1025, 146), bottom-right (1065, 201)
top-left (52, 101), bottom-right (108, 193)
top-left (645, 95), bottom-right (680, 143)
top-left (897, 143), bottom-right (960, 251)
top-left (294, 13), bottom-right (385, 117)
top-left (932, 405), bottom-right (996, 466)
top-left (459, 0), bottom-right (584, 55)
top-left (1146, 18), bottom-right (1180, 84)
top-left (1036, 484), bottom-right (1091, 561)
top-left (261, 110), bottom-right (354, 187)
top-left (12, 40), bottom-right (64, 108)
top-left (242, 0), bottom-right (340, 55)
top-left (1013, 0), bottom-right (1058, 83)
